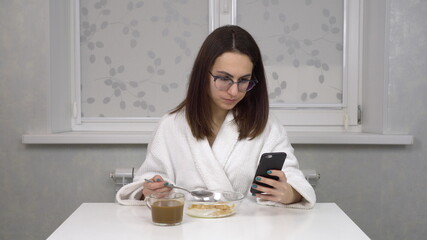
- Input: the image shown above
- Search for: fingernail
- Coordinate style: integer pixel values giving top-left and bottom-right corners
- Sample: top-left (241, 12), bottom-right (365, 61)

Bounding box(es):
top-left (164, 182), bottom-right (169, 186)
top-left (255, 177), bottom-right (261, 181)
top-left (267, 170), bottom-right (272, 174)
top-left (156, 178), bottom-right (161, 182)
top-left (252, 184), bottom-right (257, 188)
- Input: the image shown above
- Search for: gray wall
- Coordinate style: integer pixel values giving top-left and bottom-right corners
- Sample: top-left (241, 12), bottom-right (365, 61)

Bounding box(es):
top-left (1, 1), bottom-right (426, 240)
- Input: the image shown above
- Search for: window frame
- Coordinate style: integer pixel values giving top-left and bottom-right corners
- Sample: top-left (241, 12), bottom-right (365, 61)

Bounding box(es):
top-left (69, 0), bottom-right (362, 133)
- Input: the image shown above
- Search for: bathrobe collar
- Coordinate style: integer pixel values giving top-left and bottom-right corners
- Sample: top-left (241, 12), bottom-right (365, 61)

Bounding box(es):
top-left (187, 112), bottom-right (238, 192)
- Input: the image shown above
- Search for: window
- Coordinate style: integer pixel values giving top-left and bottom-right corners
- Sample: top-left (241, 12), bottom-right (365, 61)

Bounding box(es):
top-left (22, 0), bottom-right (412, 145)
top-left (57, 0), bottom-right (362, 133)
top-left (237, 0), bottom-right (359, 130)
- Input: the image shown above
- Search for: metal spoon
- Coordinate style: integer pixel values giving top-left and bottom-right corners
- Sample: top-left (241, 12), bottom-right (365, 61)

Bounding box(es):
top-left (145, 179), bottom-right (213, 198)
top-left (167, 183), bottom-right (214, 198)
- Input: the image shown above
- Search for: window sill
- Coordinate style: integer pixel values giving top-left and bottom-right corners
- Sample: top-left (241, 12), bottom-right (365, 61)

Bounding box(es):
top-left (22, 131), bottom-right (413, 145)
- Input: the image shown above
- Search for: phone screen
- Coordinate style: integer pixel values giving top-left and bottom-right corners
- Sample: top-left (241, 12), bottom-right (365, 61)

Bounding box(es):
top-left (251, 152), bottom-right (287, 194)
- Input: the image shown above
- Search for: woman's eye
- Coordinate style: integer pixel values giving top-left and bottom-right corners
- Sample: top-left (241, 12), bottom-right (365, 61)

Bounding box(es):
top-left (218, 76), bottom-right (232, 81)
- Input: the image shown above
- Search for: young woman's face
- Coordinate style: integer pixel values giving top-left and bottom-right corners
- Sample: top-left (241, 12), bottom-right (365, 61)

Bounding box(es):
top-left (208, 52), bottom-right (254, 115)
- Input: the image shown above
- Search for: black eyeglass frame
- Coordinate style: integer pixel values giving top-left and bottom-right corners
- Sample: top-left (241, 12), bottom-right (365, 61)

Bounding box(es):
top-left (209, 72), bottom-right (259, 92)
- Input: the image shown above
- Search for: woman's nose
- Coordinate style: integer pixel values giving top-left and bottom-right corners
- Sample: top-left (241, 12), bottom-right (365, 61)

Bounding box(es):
top-left (227, 83), bottom-right (239, 96)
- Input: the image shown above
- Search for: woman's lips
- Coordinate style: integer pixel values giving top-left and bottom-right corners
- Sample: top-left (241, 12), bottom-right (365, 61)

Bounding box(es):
top-left (223, 98), bottom-right (238, 104)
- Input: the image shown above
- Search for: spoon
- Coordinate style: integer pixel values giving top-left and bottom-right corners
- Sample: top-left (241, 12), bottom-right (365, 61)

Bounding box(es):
top-left (145, 179), bottom-right (213, 198)
top-left (167, 184), bottom-right (214, 198)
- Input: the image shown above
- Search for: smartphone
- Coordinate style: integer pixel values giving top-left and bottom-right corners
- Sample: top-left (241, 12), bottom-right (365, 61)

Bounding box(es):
top-left (250, 152), bottom-right (287, 194)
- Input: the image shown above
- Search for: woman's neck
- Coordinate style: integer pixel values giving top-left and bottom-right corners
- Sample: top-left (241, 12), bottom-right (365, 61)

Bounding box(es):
top-left (211, 109), bottom-right (228, 127)
top-left (208, 110), bottom-right (228, 146)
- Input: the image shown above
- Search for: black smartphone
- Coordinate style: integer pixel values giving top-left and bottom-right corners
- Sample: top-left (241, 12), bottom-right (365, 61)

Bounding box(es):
top-left (251, 152), bottom-right (287, 195)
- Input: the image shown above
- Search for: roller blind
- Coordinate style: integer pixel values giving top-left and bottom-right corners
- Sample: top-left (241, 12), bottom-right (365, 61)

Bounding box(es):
top-left (78, 0), bottom-right (348, 123)
top-left (237, 0), bottom-right (344, 108)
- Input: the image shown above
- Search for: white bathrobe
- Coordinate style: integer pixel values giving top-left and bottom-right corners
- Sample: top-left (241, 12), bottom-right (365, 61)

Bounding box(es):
top-left (116, 111), bottom-right (316, 209)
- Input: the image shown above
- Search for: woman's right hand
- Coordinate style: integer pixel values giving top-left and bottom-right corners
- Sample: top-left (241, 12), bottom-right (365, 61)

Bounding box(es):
top-left (141, 175), bottom-right (171, 200)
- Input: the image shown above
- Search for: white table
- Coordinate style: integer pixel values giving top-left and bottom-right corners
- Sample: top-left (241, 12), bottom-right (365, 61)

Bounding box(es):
top-left (47, 199), bottom-right (370, 240)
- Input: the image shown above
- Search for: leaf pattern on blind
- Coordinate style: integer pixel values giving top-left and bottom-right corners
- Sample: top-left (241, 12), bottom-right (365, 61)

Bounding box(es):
top-left (238, 0), bottom-right (344, 106)
top-left (80, 0), bottom-right (207, 118)
top-left (80, 0), bottom-right (344, 118)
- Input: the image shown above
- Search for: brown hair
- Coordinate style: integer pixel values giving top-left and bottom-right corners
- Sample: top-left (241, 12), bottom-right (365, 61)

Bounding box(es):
top-left (171, 25), bottom-right (269, 140)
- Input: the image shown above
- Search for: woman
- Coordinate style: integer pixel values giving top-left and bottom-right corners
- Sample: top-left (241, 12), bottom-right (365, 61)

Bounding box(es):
top-left (117, 25), bottom-right (315, 208)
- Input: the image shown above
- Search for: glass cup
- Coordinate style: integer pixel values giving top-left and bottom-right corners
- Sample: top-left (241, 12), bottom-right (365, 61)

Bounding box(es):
top-left (146, 192), bottom-right (185, 226)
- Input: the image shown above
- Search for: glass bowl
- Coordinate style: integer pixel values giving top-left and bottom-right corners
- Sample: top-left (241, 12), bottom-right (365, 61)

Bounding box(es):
top-left (185, 191), bottom-right (245, 218)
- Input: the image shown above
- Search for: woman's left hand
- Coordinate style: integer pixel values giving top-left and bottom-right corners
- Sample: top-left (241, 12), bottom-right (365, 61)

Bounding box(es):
top-left (252, 170), bottom-right (302, 204)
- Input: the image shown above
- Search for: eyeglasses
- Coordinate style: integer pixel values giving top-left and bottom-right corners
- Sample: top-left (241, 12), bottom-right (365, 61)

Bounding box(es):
top-left (209, 72), bottom-right (258, 92)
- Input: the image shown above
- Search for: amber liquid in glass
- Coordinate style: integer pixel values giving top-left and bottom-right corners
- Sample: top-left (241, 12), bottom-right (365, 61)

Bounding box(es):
top-left (151, 200), bottom-right (184, 225)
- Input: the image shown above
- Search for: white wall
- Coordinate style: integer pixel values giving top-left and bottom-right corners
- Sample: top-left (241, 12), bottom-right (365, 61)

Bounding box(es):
top-left (1, 0), bottom-right (427, 239)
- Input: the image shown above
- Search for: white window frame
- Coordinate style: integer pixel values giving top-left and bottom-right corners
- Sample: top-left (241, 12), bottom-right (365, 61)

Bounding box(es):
top-left (71, 0), bottom-right (362, 133)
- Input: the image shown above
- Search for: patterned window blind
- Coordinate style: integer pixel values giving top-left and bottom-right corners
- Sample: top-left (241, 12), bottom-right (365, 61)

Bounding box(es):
top-left (80, 0), bottom-right (209, 118)
top-left (237, 0), bottom-right (344, 107)
top-left (79, 0), bottom-right (344, 119)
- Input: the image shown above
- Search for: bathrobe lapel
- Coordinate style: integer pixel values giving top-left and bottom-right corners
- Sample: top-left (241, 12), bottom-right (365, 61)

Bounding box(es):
top-left (211, 112), bottom-right (239, 167)
top-left (186, 112), bottom-right (238, 192)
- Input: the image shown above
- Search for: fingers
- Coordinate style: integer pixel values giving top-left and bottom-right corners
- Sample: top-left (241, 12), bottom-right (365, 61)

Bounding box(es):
top-left (143, 175), bottom-right (171, 197)
top-left (144, 175), bottom-right (165, 188)
top-left (251, 170), bottom-right (291, 203)
top-left (253, 170), bottom-right (287, 189)
top-left (267, 170), bottom-right (287, 182)
top-left (255, 192), bottom-right (282, 202)
top-left (151, 175), bottom-right (164, 182)
top-left (252, 182), bottom-right (284, 203)
top-left (252, 181), bottom-right (287, 203)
